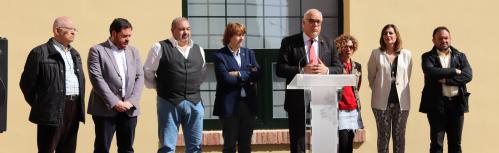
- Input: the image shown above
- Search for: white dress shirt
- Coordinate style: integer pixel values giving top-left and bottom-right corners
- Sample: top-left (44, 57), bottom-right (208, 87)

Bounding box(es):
top-left (438, 49), bottom-right (459, 97)
top-left (108, 40), bottom-right (127, 97)
top-left (143, 38), bottom-right (205, 89)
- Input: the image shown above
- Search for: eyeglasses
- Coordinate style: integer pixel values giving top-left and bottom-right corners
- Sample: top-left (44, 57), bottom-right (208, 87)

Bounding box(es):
top-left (57, 27), bottom-right (78, 32)
top-left (305, 19), bottom-right (322, 24)
top-left (341, 45), bottom-right (355, 50)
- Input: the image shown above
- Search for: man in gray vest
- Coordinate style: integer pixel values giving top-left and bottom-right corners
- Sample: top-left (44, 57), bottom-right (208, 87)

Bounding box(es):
top-left (144, 17), bottom-right (206, 153)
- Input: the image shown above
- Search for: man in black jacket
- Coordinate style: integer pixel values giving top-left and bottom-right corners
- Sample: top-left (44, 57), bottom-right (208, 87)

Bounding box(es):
top-left (20, 16), bottom-right (85, 153)
top-left (276, 9), bottom-right (341, 153)
top-left (420, 26), bottom-right (472, 153)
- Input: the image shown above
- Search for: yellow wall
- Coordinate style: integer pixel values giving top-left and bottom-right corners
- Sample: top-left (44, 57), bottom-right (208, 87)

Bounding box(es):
top-left (346, 0), bottom-right (499, 152)
top-left (0, 0), bottom-right (181, 152)
top-left (1, 0), bottom-right (497, 152)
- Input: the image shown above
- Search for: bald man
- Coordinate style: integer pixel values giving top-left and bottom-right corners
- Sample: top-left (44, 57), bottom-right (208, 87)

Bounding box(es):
top-left (20, 16), bottom-right (85, 153)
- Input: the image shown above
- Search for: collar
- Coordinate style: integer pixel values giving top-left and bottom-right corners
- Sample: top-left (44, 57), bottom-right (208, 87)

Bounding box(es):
top-left (229, 46), bottom-right (240, 56)
top-left (107, 39), bottom-right (124, 51)
top-left (52, 38), bottom-right (72, 52)
top-left (437, 48), bottom-right (452, 56)
top-left (168, 37), bottom-right (194, 48)
top-left (302, 32), bottom-right (318, 43)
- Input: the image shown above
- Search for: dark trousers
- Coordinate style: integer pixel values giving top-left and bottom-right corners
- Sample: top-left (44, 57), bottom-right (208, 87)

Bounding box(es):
top-left (427, 98), bottom-right (464, 153)
top-left (372, 103), bottom-right (409, 153)
top-left (220, 99), bottom-right (256, 153)
top-left (37, 98), bottom-right (80, 153)
top-left (288, 111), bottom-right (306, 153)
top-left (92, 113), bottom-right (137, 153)
top-left (338, 129), bottom-right (354, 153)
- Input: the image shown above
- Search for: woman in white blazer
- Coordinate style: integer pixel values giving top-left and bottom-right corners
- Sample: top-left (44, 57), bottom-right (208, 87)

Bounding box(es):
top-left (367, 24), bottom-right (412, 153)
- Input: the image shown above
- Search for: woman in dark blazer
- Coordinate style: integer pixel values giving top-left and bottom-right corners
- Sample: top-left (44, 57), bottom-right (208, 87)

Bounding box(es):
top-left (213, 22), bottom-right (261, 153)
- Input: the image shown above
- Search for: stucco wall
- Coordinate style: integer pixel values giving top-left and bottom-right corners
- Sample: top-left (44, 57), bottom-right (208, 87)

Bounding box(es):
top-left (0, 0), bottom-right (497, 152)
top-left (346, 0), bottom-right (498, 152)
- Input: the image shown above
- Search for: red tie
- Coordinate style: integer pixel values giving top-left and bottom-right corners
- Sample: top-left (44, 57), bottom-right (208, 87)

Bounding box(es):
top-left (308, 39), bottom-right (318, 64)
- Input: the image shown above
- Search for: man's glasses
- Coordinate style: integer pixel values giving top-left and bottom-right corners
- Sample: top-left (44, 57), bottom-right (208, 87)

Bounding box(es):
top-left (57, 27), bottom-right (78, 32)
top-left (305, 19), bottom-right (322, 24)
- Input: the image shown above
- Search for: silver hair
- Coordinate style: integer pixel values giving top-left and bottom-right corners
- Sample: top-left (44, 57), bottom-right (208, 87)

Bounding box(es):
top-left (303, 9), bottom-right (323, 20)
top-left (171, 17), bottom-right (189, 30)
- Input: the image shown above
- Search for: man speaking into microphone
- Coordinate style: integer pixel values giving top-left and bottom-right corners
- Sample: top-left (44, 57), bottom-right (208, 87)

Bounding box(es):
top-left (276, 8), bottom-right (342, 153)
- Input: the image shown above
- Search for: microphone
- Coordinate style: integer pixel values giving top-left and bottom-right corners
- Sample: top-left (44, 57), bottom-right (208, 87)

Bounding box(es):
top-left (297, 54), bottom-right (307, 74)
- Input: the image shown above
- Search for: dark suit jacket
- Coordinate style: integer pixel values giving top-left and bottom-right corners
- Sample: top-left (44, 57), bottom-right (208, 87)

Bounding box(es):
top-left (213, 47), bottom-right (261, 118)
top-left (87, 41), bottom-right (144, 117)
top-left (20, 38), bottom-right (85, 126)
top-left (276, 33), bottom-right (342, 113)
top-left (420, 46), bottom-right (472, 114)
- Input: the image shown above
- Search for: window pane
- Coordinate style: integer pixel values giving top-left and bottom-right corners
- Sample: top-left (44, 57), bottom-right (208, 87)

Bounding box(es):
top-left (286, 0), bottom-right (302, 16)
top-left (321, 18), bottom-right (340, 40)
top-left (189, 18), bottom-right (208, 35)
top-left (188, 4), bottom-right (208, 16)
top-left (264, 18), bottom-right (282, 37)
top-left (246, 36), bottom-right (263, 49)
top-left (227, 4), bottom-right (245, 16)
top-left (246, 18), bottom-right (263, 36)
top-left (209, 36), bottom-right (223, 49)
top-left (282, 18), bottom-right (302, 37)
top-left (208, 18), bottom-right (225, 48)
top-left (209, 4), bottom-right (225, 16)
top-left (302, 0), bottom-right (338, 16)
top-left (187, 0), bottom-right (207, 3)
top-left (191, 36), bottom-right (208, 48)
top-left (246, 17), bottom-right (264, 49)
top-left (246, 2), bottom-right (263, 16)
top-left (200, 63), bottom-right (217, 119)
top-left (272, 63), bottom-right (287, 118)
top-left (209, 18), bottom-right (225, 35)
top-left (227, 18), bottom-right (245, 25)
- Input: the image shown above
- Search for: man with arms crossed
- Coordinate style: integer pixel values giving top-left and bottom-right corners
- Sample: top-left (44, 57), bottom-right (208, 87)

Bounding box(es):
top-left (420, 26), bottom-right (473, 153)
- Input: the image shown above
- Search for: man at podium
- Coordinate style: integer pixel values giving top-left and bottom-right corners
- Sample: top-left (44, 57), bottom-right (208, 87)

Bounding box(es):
top-left (276, 8), bottom-right (342, 153)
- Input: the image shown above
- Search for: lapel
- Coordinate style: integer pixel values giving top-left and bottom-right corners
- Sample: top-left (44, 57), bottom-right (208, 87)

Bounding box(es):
top-left (223, 47), bottom-right (240, 70)
top-left (449, 46), bottom-right (458, 68)
top-left (318, 36), bottom-right (326, 62)
top-left (103, 41), bottom-right (122, 78)
top-left (296, 34), bottom-right (306, 64)
top-left (430, 47), bottom-right (443, 68)
top-left (240, 48), bottom-right (247, 70)
top-left (317, 35), bottom-right (332, 65)
top-left (125, 47), bottom-right (134, 86)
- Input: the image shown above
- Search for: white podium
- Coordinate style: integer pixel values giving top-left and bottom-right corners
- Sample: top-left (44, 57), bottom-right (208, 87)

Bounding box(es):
top-left (287, 74), bottom-right (357, 153)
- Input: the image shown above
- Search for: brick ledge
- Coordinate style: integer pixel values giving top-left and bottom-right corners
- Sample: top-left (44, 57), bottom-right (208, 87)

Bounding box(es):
top-left (176, 129), bottom-right (291, 146)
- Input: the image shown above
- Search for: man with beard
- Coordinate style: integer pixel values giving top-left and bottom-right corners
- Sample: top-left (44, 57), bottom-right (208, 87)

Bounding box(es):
top-left (276, 9), bottom-right (342, 153)
top-left (20, 16), bottom-right (85, 153)
top-left (87, 18), bottom-right (144, 153)
top-left (420, 26), bottom-right (473, 153)
top-left (143, 17), bottom-right (206, 153)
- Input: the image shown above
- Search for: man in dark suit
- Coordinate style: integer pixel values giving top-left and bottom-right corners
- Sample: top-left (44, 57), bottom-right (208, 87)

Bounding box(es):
top-left (20, 16), bottom-right (85, 153)
top-left (213, 22), bottom-right (261, 153)
top-left (87, 18), bottom-right (144, 153)
top-left (420, 26), bottom-right (472, 153)
top-left (276, 9), bottom-right (342, 153)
